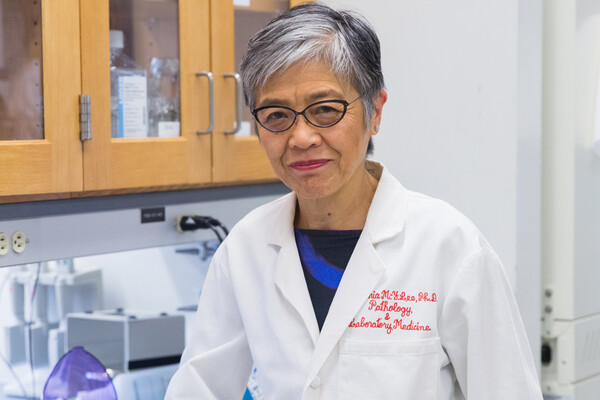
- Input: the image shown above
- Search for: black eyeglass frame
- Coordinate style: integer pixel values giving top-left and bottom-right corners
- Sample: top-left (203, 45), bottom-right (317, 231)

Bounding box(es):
top-left (251, 95), bottom-right (362, 133)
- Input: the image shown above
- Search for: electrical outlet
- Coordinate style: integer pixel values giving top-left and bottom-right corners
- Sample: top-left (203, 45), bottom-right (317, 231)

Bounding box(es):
top-left (12, 231), bottom-right (26, 254)
top-left (0, 233), bottom-right (8, 255)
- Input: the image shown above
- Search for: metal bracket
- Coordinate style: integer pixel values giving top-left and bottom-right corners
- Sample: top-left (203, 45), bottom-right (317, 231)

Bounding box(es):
top-left (79, 94), bottom-right (92, 141)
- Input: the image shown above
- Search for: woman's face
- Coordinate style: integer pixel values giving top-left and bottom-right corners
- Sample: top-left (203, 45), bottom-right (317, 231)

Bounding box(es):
top-left (255, 61), bottom-right (384, 201)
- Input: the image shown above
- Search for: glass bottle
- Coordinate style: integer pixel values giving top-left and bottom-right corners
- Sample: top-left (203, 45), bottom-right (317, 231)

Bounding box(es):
top-left (109, 30), bottom-right (148, 138)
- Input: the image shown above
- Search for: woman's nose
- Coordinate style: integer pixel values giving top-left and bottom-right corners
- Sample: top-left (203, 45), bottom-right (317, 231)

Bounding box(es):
top-left (288, 116), bottom-right (321, 149)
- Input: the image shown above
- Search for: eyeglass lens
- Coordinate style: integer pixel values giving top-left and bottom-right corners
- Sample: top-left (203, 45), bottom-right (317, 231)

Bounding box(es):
top-left (255, 101), bottom-right (347, 132)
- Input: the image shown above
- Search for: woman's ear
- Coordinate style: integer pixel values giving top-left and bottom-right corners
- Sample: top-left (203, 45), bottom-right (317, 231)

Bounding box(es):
top-left (371, 89), bottom-right (387, 135)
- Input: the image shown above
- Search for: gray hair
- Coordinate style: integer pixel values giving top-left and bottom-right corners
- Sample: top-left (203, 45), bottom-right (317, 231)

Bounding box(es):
top-left (240, 3), bottom-right (385, 144)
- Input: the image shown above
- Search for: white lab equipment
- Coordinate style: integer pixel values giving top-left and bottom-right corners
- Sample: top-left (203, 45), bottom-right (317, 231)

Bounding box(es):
top-left (2, 262), bottom-right (102, 366)
top-left (66, 308), bottom-right (185, 373)
top-left (593, 59), bottom-right (600, 156)
top-left (46, 260), bottom-right (103, 366)
top-left (1, 262), bottom-right (103, 398)
top-left (540, 1), bottom-right (600, 398)
top-left (2, 265), bottom-right (28, 365)
top-left (111, 363), bottom-right (178, 400)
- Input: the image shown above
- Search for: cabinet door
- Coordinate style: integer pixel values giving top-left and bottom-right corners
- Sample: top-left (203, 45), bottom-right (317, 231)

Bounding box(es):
top-left (210, 0), bottom-right (294, 183)
top-left (0, 0), bottom-right (82, 198)
top-left (80, 0), bottom-right (211, 191)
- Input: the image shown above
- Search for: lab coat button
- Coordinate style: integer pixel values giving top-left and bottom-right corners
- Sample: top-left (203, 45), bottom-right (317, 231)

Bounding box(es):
top-left (310, 376), bottom-right (322, 388)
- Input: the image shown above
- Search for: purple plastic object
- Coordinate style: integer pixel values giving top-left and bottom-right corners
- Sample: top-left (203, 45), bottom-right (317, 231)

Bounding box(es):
top-left (43, 346), bottom-right (117, 400)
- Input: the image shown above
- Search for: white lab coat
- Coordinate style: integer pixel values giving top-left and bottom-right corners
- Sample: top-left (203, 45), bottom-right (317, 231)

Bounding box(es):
top-left (165, 163), bottom-right (542, 400)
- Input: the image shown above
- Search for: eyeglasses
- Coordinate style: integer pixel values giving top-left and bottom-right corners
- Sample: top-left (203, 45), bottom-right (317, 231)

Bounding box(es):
top-left (252, 96), bottom-right (362, 133)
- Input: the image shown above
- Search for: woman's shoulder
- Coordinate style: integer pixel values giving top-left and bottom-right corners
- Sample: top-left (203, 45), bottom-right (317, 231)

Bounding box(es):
top-left (376, 164), bottom-right (483, 241)
top-left (404, 189), bottom-right (493, 253)
top-left (407, 190), bottom-right (475, 226)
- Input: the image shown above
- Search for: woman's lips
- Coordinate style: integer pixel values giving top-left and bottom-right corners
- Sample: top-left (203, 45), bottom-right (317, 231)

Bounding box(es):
top-left (289, 159), bottom-right (330, 171)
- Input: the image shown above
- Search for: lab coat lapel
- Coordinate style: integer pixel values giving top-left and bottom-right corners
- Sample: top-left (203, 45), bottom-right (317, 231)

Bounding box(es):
top-left (303, 163), bottom-right (409, 386)
top-left (270, 194), bottom-right (320, 345)
top-left (305, 234), bottom-right (385, 381)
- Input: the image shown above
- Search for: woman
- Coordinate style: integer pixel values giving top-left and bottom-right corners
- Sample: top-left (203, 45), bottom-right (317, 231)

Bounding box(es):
top-left (166, 4), bottom-right (542, 399)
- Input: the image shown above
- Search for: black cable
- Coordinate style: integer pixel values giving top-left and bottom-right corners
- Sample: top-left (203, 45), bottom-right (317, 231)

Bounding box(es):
top-left (209, 226), bottom-right (224, 243)
top-left (214, 221), bottom-right (229, 237)
top-left (177, 215), bottom-right (229, 243)
top-left (204, 217), bottom-right (229, 236)
top-left (201, 216), bottom-right (229, 240)
top-left (0, 273), bottom-right (28, 398)
top-left (27, 263), bottom-right (41, 400)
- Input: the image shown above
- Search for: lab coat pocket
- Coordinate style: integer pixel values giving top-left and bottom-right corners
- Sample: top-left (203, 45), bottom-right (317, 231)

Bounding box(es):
top-left (338, 338), bottom-right (439, 400)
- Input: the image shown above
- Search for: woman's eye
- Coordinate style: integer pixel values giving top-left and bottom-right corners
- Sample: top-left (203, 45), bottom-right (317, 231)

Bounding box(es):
top-left (314, 105), bottom-right (338, 114)
top-left (265, 111), bottom-right (289, 121)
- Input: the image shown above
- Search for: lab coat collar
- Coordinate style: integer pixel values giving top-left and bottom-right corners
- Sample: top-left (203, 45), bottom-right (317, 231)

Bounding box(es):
top-left (267, 161), bottom-right (409, 247)
top-left (363, 161), bottom-right (409, 244)
top-left (267, 191), bottom-right (297, 248)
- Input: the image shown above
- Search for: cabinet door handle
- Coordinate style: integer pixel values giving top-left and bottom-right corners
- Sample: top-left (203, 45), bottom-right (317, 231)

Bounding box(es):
top-left (196, 71), bottom-right (214, 134)
top-left (224, 73), bottom-right (242, 135)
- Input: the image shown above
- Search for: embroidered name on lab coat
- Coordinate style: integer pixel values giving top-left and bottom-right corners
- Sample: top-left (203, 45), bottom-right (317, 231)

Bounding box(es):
top-left (348, 290), bottom-right (437, 334)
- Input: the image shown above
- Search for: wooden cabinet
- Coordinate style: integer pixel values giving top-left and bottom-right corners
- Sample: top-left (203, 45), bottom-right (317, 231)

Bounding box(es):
top-left (80, 0), bottom-right (212, 191)
top-left (212, 0), bottom-right (307, 183)
top-left (211, 0), bottom-right (276, 183)
top-left (0, 0), bottom-right (307, 200)
top-left (0, 0), bottom-right (83, 197)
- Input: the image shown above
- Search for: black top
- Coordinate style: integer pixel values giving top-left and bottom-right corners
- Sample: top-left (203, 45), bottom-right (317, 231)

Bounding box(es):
top-left (294, 228), bottom-right (362, 330)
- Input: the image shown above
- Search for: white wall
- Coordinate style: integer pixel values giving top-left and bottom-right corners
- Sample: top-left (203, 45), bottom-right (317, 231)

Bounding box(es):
top-left (324, 0), bottom-right (542, 367)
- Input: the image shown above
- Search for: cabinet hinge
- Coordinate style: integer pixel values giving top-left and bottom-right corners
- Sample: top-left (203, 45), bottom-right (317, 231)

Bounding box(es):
top-left (79, 94), bottom-right (92, 141)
